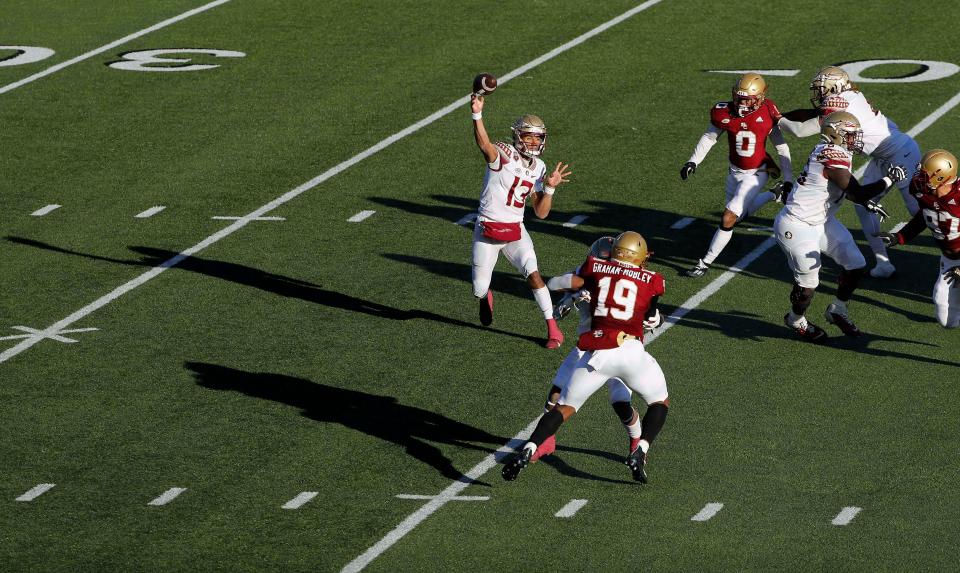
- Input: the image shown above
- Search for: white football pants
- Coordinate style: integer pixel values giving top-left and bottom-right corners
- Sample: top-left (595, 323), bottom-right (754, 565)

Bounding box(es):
top-left (471, 222), bottom-right (538, 298)
top-left (774, 211), bottom-right (866, 289)
top-left (551, 347), bottom-right (632, 404)
top-left (558, 341), bottom-right (668, 411)
top-left (934, 256), bottom-right (960, 328)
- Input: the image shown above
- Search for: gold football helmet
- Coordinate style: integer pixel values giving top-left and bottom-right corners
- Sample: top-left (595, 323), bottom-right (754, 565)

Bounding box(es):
top-left (732, 73), bottom-right (767, 116)
top-left (810, 65), bottom-right (851, 107)
top-left (611, 231), bottom-right (650, 268)
top-left (917, 149), bottom-right (958, 190)
top-left (589, 236), bottom-right (615, 260)
top-left (820, 111), bottom-right (863, 153)
top-left (511, 115), bottom-right (547, 157)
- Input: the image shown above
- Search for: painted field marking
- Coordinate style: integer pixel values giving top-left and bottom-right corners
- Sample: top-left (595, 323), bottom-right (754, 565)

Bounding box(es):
top-left (0, 0), bottom-right (666, 366)
top-left (832, 506), bottom-right (862, 526)
top-left (135, 206), bottom-right (166, 218)
top-left (15, 483), bottom-right (55, 501)
top-left (348, 210), bottom-right (376, 223)
top-left (708, 69), bottom-right (800, 77)
top-left (0, 0), bottom-right (232, 96)
top-left (31, 204), bottom-right (61, 216)
top-left (563, 215), bottom-right (588, 228)
top-left (395, 494), bottom-right (489, 501)
top-left (691, 502), bottom-right (724, 522)
top-left (555, 499), bottom-right (588, 518)
top-left (148, 487), bottom-right (187, 506)
top-left (746, 226), bottom-right (774, 233)
top-left (282, 491), bottom-right (319, 510)
top-left (670, 216), bottom-right (695, 230)
top-left (455, 213), bottom-right (478, 226)
top-left (211, 215), bottom-right (286, 221)
top-left (0, 326), bottom-right (98, 344)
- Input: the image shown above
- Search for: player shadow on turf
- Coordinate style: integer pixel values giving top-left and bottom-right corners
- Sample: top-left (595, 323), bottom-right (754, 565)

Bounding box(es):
top-left (186, 362), bottom-right (508, 485)
top-left (4, 237), bottom-right (543, 345)
top-left (538, 446), bottom-right (635, 485)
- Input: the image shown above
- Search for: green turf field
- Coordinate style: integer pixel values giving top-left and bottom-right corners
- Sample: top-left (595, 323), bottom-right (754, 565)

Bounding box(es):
top-left (1, 1), bottom-right (959, 571)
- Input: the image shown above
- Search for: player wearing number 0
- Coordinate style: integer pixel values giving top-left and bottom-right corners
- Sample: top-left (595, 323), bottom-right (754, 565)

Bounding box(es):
top-left (680, 73), bottom-right (794, 277)
top-left (775, 111), bottom-right (906, 341)
top-left (502, 232), bottom-right (669, 484)
top-left (875, 150), bottom-right (960, 327)
top-left (779, 65), bottom-right (922, 278)
top-left (470, 94), bottom-right (572, 348)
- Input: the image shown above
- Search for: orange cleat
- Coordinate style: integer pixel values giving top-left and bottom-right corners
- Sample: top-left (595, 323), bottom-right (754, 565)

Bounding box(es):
top-left (531, 434), bottom-right (556, 462)
top-left (545, 318), bottom-right (563, 349)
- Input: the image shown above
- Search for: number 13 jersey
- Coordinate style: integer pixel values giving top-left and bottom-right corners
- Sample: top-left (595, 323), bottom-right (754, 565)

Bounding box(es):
top-left (478, 141), bottom-right (546, 223)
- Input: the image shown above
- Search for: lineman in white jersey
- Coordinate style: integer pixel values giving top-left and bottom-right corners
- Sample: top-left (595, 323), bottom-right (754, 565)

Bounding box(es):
top-left (779, 66), bottom-right (920, 278)
top-left (775, 111), bottom-right (907, 341)
top-left (470, 93), bottom-right (572, 348)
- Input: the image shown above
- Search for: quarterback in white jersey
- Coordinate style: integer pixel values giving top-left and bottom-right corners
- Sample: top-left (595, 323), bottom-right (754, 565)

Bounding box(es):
top-left (470, 94), bottom-right (572, 348)
top-left (779, 66), bottom-right (921, 278)
top-left (775, 111), bottom-right (907, 341)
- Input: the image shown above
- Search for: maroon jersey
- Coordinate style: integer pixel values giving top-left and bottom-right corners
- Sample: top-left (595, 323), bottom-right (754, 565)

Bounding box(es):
top-left (906, 177), bottom-right (960, 254)
top-left (576, 256), bottom-right (665, 347)
top-left (710, 99), bottom-right (782, 170)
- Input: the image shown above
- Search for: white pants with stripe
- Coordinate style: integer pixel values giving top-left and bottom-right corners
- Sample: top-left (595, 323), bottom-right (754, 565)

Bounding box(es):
top-left (558, 340), bottom-right (668, 411)
top-left (471, 221), bottom-right (538, 298)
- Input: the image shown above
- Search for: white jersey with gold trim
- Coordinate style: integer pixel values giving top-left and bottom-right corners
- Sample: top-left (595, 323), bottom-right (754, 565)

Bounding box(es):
top-left (478, 142), bottom-right (546, 223)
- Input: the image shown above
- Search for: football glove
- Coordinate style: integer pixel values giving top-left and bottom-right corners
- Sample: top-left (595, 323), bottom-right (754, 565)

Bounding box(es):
top-left (886, 164), bottom-right (907, 184)
top-left (680, 162), bottom-right (697, 181)
top-left (944, 266), bottom-right (960, 287)
top-left (771, 180), bottom-right (794, 203)
top-left (643, 308), bottom-right (663, 331)
top-left (552, 292), bottom-right (577, 320)
top-left (872, 231), bottom-right (903, 247)
top-left (864, 199), bottom-right (889, 222)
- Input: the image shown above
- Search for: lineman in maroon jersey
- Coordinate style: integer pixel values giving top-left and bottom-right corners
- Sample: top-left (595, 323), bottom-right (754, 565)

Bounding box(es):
top-left (680, 73), bottom-right (794, 277)
top-left (876, 149), bottom-right (960, 327)
top-left (502, 231), bottom-right (669, 484)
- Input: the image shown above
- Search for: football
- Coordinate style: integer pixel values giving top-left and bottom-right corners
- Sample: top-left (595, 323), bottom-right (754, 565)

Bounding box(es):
top-left (473, 73), bottom-right (497, 96)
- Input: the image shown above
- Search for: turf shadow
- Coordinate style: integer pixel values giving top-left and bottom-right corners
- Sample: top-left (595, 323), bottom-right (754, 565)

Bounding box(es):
top-left (5, 237), bottom-right (543, 345)
top-left (185, 362), bottom-right (508, 485)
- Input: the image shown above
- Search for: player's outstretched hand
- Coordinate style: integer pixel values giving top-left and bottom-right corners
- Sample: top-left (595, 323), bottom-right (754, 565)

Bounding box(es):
top-left (872, 231), bottom-right (902, 247)
top-left (944, 266), bottom-right (960, 287)
top-left (865, 200), bottom-right (889, 222)
top-left (470, 94), bottom-right (484, 115)
top-left (546, 162), bottom-right (572, 188)
top-left (886, 164), bottom-right (907, 184)
top-left (680, 162), bottom-right (696, 181)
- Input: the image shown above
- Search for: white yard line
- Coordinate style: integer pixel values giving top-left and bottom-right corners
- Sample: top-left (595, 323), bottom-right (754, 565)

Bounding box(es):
top-left (831, 506), bottom-right (862, 526)
top-left (135, 206), bottom-right (166, 219)
top-left (0, 0), bottom-right (232, 95)
top-left (31, 204), bottom-right (61, 216)
top-left (348, 210), bottom-right (376, 223)
top-left (147, 487), bottom-right (187, 506)
top-left (282, 491), bottom-right (319, 510)
top-left (554, 499), bottom-right (588, 518)
top-left (691, 502), bottom-right (724, 522)
top-left (0, 0), bottom-right (663, 366)
top-left (15, 483), bottom-right (55, 501)
top-left (563, 215), bottom-right (588, 228)
top-left (670, 216), bottom-right (695, 230)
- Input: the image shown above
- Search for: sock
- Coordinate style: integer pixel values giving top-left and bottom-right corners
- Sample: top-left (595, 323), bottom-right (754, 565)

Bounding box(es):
top-left (837, 268), bottom-right (864, 302)
top-left (522, 442), bottom-right (537, 455)
top-left (626, 418), bottom-right (642, 439)
top-left (528, 408), bottom-right (564, 446)
top-left (532, 286), bottom-right (553, 319)
top-left (703, 228), bottom-right (733, 265)
top-left (786, 311), bottom-right (806, 328)
top-left (637, 439), bottom-right (650, 454)
top-left (640, 403), bottom-right (668, 446)
top-left (543, 400), bottom-right (556, 414)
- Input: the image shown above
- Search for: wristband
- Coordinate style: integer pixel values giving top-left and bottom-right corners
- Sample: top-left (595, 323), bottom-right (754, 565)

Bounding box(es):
top-left (881, 176), bottom-right (893, 188)
top-left (471, 112), bottom-right (482, 121)
top-left (543, 185), bottom-right (556, 195)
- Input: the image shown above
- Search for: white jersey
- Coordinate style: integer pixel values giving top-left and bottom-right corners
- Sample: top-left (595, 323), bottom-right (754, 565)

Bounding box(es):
top-left (822, 91), bottom-right (911, 159)
top-left (478, 141), bottom-right (546, 223)
top-left (783, 143), bottom-right (853, 225)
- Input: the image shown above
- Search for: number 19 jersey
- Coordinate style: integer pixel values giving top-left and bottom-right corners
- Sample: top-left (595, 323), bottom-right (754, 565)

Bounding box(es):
top-left (578, 256), bottom-right (665, 341)
top-left (478, 141), bottom-right (547, 223)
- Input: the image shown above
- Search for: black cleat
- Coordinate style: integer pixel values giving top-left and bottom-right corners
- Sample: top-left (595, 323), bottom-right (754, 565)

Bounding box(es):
top-left (824, 303), bottom-right (863, 338)
top-left (783, 314), bottom-right (828, 343)
top-left (479, 291), bottom-right (494, 326)
top-left (501, 447), bottom-right (532, 481)
top-left (625, 447), bottom-right (648, 484)
top-left (684, 259), bottom-right (709, 278)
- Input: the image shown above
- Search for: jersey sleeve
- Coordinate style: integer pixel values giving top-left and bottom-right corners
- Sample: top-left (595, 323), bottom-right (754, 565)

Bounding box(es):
top-left (709, 102), bottom-right (731, 130)
top-left (817, 146), bottom-right (852, 171)
top-left (652, 273), bottom-right (665, 297)
top-left (765, 99), bottom-right (783, 121)
top-left (490, 142), bottom-right (514, 171)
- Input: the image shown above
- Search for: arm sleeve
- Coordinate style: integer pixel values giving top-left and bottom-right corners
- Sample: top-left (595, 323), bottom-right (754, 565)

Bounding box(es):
top-left (547, 273), bottom-right (575, 291)
top-left (769, 126), bottom-right (793, 181)
top-left (898, 209), bottom-right (928, 243)
top-left (778, 116), bottom-right (820, 138)
top-left (688, 125), bottom-right (721, 164)
top-left (844, 176), bottom-right (891, 203)
top-left (644, 295), bottom-right (660, 319)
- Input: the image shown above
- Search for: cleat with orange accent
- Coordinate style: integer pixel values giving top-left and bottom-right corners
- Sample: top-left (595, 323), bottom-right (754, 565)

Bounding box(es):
top-left (629, 437), bottom-right (641, 456)
top-left (479, 291), bottom-right (494, 326)
top-left (625, 445), bottom-right (648, 483)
